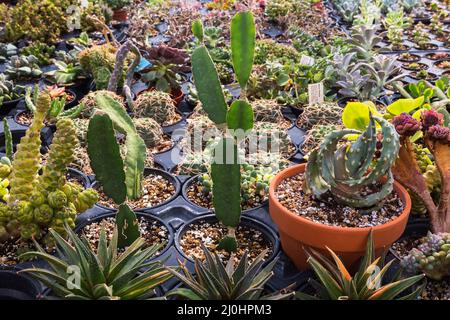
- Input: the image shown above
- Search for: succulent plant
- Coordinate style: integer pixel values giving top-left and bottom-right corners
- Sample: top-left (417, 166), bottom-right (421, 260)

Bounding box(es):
top-left (87, 92), bottom-right (147, 248)
top-left (265, 0), bottom-right (294, 21)
top-left (79, 90), bottom-right (125, 118)
top-left (251, 99), bottom-right (284, 123)
top-left (0, 74), bottom-right (25, 105)
top-left (78, 44), bottom-right (118, 90)
top-left (133, 90), bottom-right (177, 124)
top-left (301, 124), bottom-right (343, 155)
top-left (250, 122), bottom-right (293, 156)
top-left (413, 28), bottom-right (431, 49)
top-left (4, 0), bottom-right (70, 44)
top-left (0, 43), bottom-right (18, 63)
top-left (4, 55), bottom-right (43, 80)
top-left (297, 102), bottom-right (343, 130)
top-left (20, 42), bottom-right (55, 66)
top-left (402, 232), bottom-right (450, 281)
top-left (133, 117), bottom-right (164, 148)
top-left (0, 92), bottom-right (98, 246)
top-left (254, 39), bottom-right (301, 65)
top-left (349, 24), bottom-right (384, 61)
top-left (167, 245), bottom-right (294, 300)
top-left (297, 232), bottom-right (425, 300)
top-left (391, 110), bottom-right (450, 233)
top-left (20, 225), bottom-right (171, 300)
top-left (305, 113), bottom-right (400, 208)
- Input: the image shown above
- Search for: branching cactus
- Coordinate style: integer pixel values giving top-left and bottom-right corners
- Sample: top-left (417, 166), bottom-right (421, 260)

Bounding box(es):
top-left (391, 110), bottom-right (450, 233)
top-left (87, 92), bottom-right (146, 248)
top-left (191, 12), bottom-right (255, 252)
top-left (305, 114), bottom-right (400, 208)
top-left (0, 92), bottom-right (98, 245)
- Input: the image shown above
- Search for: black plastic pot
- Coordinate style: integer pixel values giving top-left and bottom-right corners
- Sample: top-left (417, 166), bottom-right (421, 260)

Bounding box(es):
top-left (389, 222), bottom-right (430, 262)
top-left (0, 267), bottom-right (42, 300)
top-left (67, 167), bottom-right (91, 189)
top-left (181, 175), bottom-right (269, 214)
top-left (74, 211), bottom-right (174, 261)
top-left (174, 213), bottom-right (280, 266)
top-left (0, 97), bottom-right (24, 116)
top-left (92, 167), bottom-right (181, 212)
top-left (0, 128), bottom-right (48, 155)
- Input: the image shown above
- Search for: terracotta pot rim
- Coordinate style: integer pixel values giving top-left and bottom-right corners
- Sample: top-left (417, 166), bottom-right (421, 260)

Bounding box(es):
top-left (268, 163), bottom-right (412, 234)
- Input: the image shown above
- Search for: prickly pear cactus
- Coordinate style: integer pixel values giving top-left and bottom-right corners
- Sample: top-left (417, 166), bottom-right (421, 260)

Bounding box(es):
top-left (133, 91), bottom-right (177, 124)
top-left (402, 232), bottom-right (450, 280)
top-left (133, 117), bottom-right (164, 148)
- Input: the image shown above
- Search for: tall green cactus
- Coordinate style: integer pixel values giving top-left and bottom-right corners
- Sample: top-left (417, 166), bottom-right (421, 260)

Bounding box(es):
top-left (8, 93), bottom-right (50, 204)
top-left (87, 99), bottom-right (145, 248)
top-left (305, 114), bottom-right (400, 208)
top-left (191, 12), bottom-right (256, 252)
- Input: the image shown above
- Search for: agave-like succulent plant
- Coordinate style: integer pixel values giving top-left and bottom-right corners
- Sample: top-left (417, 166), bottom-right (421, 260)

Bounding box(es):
top-left (349, 24), bottom-right (384, 61)
top-left (305, 113), bottom-right (400, 208)
top-left (166, 245), bottom-right (294, 300)
top-left (296, 232), bottom-right (425, 300)
top-left (19, 224), bottom-right (172, 300)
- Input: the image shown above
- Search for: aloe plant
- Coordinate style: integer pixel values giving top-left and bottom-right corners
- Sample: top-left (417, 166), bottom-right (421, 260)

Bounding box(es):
top-left (191, 12), bottom-right (255, 252)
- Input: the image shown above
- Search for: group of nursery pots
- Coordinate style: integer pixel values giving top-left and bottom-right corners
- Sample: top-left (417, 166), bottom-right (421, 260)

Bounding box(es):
top-left (268, 163), bottom-right (411, 270)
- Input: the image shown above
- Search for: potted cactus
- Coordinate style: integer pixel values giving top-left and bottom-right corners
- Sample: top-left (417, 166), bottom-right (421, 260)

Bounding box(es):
top-left (268, 112), bottom-right (412, 270)
top-left (0, 92), bottom-right (98, 266)
top-left (0, 73), bottom-right (25, 112)
top-left (175, 12), bottom-right (279, 262)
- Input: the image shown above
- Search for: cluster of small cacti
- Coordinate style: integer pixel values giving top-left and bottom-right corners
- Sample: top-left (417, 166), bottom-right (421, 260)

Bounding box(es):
top-left (264, 0), bottom-right (294, 21)
top-left (79, 90), bottom-right (125, 118)
top-left (254, 39), bottom-right (301, 65)
top-left (413, 28), bottom-right (431, 49)
top-left (215, 62), bottom-right (234, 84)
top-left (4, 55), bottom-right (43, 80)
top-left (0, 43), bottom-right (18, 63)
top-left (73, 118), bottom-right (90, 147)
top-left (251, 99), bottom-right (284, 123)
top-left (3, 0), bottom-right (73, 44)
top-left (305, 114), bottom-right (400, 208)
top-left (297, 102), bottom-right (343, 130)
top-left (198, 162), bottom-right (278, 203)
top-left (134, 117), bottom-right (164, 148)
top-left (0, 92), bottom-right (98, 246)
top-left (402, 232), bottom-right (450, 280)
top-left (301, 124), bottom-right (342, 155)
top-left (134, 90), bottom-right (177, 124)
top-left (20, 42), bottom-right (55, 66)
top-left (250, 122), bottom-right (293, 156)
top-left (78, 44), bottom-right (118, 90)
top-left (0, 74), bottom-right (25, 105)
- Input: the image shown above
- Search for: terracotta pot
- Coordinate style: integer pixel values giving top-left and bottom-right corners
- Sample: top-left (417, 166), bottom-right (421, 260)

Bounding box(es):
top-left (112, 9), bottom-right (128, 22)
top-left (268, 163), bottom-right (411, 270)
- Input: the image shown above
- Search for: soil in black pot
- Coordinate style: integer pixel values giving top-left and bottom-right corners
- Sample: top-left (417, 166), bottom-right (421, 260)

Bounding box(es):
top-left (96, 173), bottom-right (176, 209)
top-left (186, 179), bottom-right (267, 211)
top-left (426, 52), bottom-right (449, 60)
top-left (180, 220), bottom-right (273, 264)
top-left (148, 135), bottom-right (174, 154)
top-left (81, 216), bottom-right (169, 255)
top-left (0, 236), bottom-right (51, 266)
top-left (421, 279), bottom-right (450, 300)
top-left (162, 112), bottom-right (182, 127)
top-left (402, 62), bottom-right (429, 71)
top-left (398, 53), bottom-right (421, 62)
top-left (435, 60), bottom-right (450, 70)
top-left (275, 173), bottom-right (404, 228)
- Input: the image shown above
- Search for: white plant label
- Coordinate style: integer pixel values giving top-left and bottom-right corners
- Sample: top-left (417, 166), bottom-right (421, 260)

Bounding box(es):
top-left (308, 82), bottom-right (324, 106)
top-left (300, 55), bottom-right (315, 66)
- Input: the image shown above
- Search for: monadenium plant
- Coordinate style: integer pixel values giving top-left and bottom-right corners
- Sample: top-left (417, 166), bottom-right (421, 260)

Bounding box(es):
top-left (391, 110), bottom-right (450, 233)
